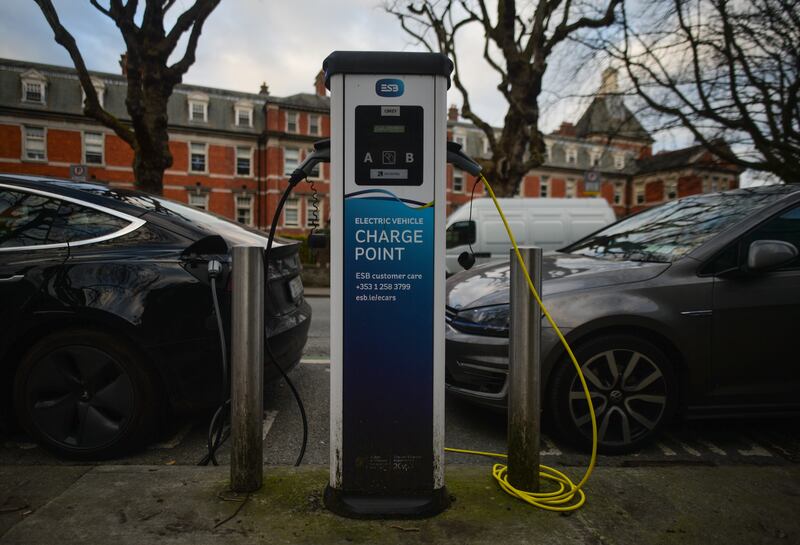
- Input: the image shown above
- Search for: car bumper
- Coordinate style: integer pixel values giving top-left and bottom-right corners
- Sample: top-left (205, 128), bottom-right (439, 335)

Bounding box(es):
top-left (444, 321), bottom-right (567, 409)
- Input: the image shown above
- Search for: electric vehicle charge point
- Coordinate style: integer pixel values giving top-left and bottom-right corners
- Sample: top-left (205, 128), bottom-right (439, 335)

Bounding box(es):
top-left (323, 51), bottom-right (452, 518)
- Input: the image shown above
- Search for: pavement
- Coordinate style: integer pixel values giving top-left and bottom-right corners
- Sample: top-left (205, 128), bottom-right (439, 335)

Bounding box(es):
top-left (1, 463), bottom-right (799, 544)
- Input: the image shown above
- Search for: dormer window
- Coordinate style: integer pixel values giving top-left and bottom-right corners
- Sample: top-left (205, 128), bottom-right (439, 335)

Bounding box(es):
top-left (614, 153), bottom-right (626, 169)
top-left (566, 147), bottom-right (578, 164)
top-left (81, 76), bottom-right (106, 108)
top-left (235, 99), bottom-right (253, 127)
top-left (188, 92), bottom-right (209, 122)
top-left (21, 69), bottom-right (47, 104)
top-left (590, 149), bottom-right (602, 167)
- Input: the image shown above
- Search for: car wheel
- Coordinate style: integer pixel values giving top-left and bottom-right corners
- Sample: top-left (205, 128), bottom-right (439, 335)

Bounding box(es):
top-left (549, 335), bottom-right (677, 454)
top-left (13, 329), bottom-right (158, 460)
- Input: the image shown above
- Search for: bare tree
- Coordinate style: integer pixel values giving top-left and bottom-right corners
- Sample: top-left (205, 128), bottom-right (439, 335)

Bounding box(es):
top-left (599, 0), bottom-right (799, 183)
top-left (387, 0), bottom-right (623, 196)
top-left (33, 0), bottom-right (221, 194)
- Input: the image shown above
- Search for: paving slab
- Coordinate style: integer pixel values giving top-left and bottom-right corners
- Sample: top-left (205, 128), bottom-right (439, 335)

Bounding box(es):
top-left (1, 464), bottom-right (799, 544)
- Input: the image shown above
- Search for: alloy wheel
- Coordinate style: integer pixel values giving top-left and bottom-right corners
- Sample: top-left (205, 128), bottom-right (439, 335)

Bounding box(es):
top-left (24, 345), bottom-right (135, 451)
top-left (567, 349), bottom-right (668, 447)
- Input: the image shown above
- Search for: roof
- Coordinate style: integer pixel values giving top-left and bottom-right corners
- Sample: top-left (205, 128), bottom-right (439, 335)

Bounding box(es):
top-left (276, 93), bottom-right (330, 112)
top-left (636, 141), bottom-right (743, 174)
top-left (574, 95), bottom-right (653, 143)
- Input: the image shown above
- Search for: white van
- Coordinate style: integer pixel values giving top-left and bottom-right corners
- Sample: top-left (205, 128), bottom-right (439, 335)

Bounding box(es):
top-left (445, 198), bottom-right (617, 274)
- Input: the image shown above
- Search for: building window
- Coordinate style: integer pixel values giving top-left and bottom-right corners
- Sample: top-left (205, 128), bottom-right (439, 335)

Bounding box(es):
top-left (590, 149), bottom-right (602, 167)
top-left (543, 143), bottom-right (551, 162)
top-left (21, 70), bottom-right (47, 105)
top-left (23, 126), bottom-right (46, 161)
top-left (483, 137), bottom-right (491, 156)
top-left (566, 178), bottom-right (577, 198)
top-left (236, 107), bottom-right (252, 127)
top-left (565, 147), bottom-right (577, 164)
top-left (614, 182), bottom-right (625, 205)
top-left (309, 115), bottom-right (320, 135)
top-left (190, 101), bottom-right (207, 122)
top-left (84, 132), bottom-right (104, 164)
top-left (635, 182), bottom-right (645, 205)
top-left (287, 111), bottom-right (298, 133)
top-left (188, 192), bottom-right (208, 210)
top-left (539, 175), bottom-right (550, 198)
top-left (454, 134), bottom-right (466, 147)
top-left (235, 194), bottom-right (253, 226)
top-left (284, 147), bottom-right (299, 175)
top-left (306, 197), bottom-right (323, 228)
top-left (190, 142), bottom-right (207, 172)
top-left (236, 146), bottom-right (252, 176)
top-left (614, 153), bottom-right (626, 169)
top-left (453, 169), bottom-right (464, 193)
top-left (81, 76), bottom-right (106, 108)
top-left (284, 198), bottom-right (299, 227)
top-left (665, 180), bottom-right (678, 200)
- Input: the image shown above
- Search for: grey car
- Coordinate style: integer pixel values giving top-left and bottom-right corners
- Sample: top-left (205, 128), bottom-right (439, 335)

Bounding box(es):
top-left (445, 185), bottom-right (800, 453)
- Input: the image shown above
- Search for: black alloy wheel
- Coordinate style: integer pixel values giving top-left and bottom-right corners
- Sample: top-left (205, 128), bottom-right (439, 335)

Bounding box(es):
top-left (14, 330), bottom-right (157, 459)
top-left (549, 335), bottom-right (677, 454)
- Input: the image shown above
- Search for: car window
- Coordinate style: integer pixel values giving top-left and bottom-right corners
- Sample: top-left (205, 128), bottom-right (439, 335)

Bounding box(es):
top-left (741, 204), bottom-right (800, 270)
top-left (564, 189), bottom-right (793, 263)
top-left (0, 189), bottom-right (61, 248)
top-left (49, 201), bottom-right (130, 244)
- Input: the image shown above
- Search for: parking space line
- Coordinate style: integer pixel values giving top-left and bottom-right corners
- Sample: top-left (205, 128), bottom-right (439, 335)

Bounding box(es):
top-left (541, 437), bottom-right (562, 456)
top-left (301, 358), bottom-right (331, 365)
top-left (655, 442), bottom-right (677, 456)
top-left (697, 440), bottom-right (727, 456)
top-left (737, 442), bottom-right (772, 457)
top-left (262, 410), bottom-right (279, 441)
top-left (665, 434), bottom-right (702, 456)
top-left (149, 423), bottom-right (192, 449)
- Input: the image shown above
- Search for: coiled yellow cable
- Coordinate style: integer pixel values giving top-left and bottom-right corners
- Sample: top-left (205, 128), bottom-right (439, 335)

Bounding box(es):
top-left (444, 174), bottom-right (598, 512)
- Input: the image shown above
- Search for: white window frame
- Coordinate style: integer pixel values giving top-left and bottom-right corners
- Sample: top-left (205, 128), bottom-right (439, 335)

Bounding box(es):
top-left (454, 134), bottom-right (466, 147)
top-left (665, 179), bottom-right (678, 200)
top-left (188, 192), bottom-right (209, 210)
top-left (309, 114), bottom-right (320, 135)
top-left (189, 142), bottom-right (208, 173)
top-left (83, 131), bottom-right (104, 165)
top-left (305, 197), bottom-right (324, 228)
top-left (453, 169), bottom-right (464, 193)
top-left (614, 182), bottom-right (625, 205)
top-left (284, 198), bottom-right (300, 227)
top-left (235, 194), bottom-right (254, 226)
top-left (590, 149), bottom-right (602, 167)
top-left (565, 146), bottom-right (578, 164)
top-left (81, 76), bottom-right (106, 108)
top-left (539, 175), bottom-right (550, 198)
top-left (566, 178), bottom-right (577, 198)
top-left (21, 70), bottom-right (47, 105)
top-left (284, 147), bottom-right (299, 176)
top-left (23, 125), bottom-right (46, 161)
top-left (614, 153), bottom-right (626, 170)
top-left (235, 99), bottom-right (253, 128)
top-left (188, 92), bottom-right (209, 123)
top-left (286, 111), bottom-right (298, 133)
top-left (235, 146), bottom-right (253, 177)
top-left (543, 143), bottom-right (551, 162)
top-left (635, 182), bottom-right (645, 205)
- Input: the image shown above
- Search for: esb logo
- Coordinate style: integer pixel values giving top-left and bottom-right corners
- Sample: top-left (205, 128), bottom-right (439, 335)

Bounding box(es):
top-left (375, 78), bottom-right (404, 97)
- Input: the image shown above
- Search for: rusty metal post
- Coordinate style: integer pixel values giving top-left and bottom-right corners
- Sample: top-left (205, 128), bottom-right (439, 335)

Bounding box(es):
top-left (507, 246), bottom-right (542, 492)
top-left (230, 245), bottom-right (264, 492)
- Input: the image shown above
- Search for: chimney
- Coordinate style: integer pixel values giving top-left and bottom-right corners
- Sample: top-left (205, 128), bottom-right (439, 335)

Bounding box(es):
top-left (556, 121), bottom-right (576, 136)
top-left (119, 53), bottom-right (128, 76)
top-left (259, 81), bottom-right (269, 96)
top-left (314, 70), bottom-right (327, 97)
top-left (448, 104), bottom-right (459, 121)
top-left (598, 67), bottom-right (618, 95)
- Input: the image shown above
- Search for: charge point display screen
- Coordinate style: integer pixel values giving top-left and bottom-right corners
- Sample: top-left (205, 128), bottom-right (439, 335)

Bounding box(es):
top-left (354, 105), bottom-right (423, 186)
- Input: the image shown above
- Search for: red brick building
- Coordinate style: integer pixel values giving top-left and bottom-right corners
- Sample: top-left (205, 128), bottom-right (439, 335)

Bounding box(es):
top-left (0, 59), bottom-right (741, 238)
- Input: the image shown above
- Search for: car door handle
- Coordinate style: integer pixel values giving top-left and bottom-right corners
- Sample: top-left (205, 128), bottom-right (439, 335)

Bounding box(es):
top-left (0, 275), bottom-right (24, 283)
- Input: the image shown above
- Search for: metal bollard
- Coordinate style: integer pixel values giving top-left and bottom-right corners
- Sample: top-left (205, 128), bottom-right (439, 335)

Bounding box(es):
top-left (230, 245), bottom-right (264, 492)
top-left (507, 246), bottom-right (543, 492)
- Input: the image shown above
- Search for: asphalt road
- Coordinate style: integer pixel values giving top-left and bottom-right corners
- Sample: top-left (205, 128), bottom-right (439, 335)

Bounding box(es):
top-left (2, 295), bottom-right (799, 468)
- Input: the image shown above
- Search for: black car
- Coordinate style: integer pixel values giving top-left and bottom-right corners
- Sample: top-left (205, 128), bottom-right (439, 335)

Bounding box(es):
top-left (445, 185), bottom-right (800, 453)
top-left (0, 175), bottom-right (311, 459)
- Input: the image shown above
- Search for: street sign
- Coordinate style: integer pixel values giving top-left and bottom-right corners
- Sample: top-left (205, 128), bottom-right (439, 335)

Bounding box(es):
top-left (70, 164), bottom-right (88, 181)
top-left (584, 169), bottom-right (600, 196)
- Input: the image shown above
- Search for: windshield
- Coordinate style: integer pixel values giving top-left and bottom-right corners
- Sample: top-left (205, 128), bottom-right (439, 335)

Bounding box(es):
top-left (564, 189), bottom-right (790, 262)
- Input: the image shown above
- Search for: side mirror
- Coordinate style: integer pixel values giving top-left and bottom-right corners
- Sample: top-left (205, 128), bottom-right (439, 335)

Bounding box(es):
top-left (747, 240), bottom-right (798, 272)
top-left (446, 221), bottom-right (476, 249)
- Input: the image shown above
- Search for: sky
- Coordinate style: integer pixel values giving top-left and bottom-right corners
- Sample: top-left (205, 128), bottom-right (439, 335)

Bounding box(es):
top-left (0, 0), bottom-right (611, 132)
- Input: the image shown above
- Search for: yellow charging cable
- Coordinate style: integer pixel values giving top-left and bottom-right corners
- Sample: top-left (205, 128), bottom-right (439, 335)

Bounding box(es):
top-left (444, 173), bottom-right (599, 512)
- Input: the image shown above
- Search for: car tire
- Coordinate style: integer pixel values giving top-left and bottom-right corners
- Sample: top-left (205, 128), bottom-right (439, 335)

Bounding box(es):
top-left (548, 335), bottom-right (677, 454)
top-left (13, 329), bottom-right (158, 460)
